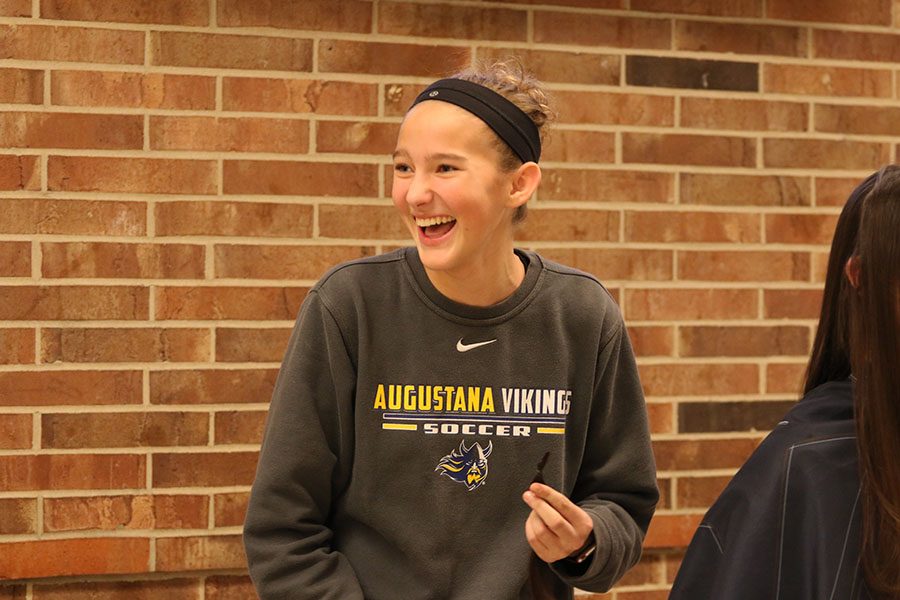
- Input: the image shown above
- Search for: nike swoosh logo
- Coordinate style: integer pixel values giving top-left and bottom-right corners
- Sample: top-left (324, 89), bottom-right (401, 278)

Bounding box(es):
top-left (456, 338), bottom-right (497, 353)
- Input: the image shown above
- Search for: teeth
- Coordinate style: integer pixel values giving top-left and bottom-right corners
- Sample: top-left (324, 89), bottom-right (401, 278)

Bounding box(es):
top-left (414, 216), bottom-right (456, 228)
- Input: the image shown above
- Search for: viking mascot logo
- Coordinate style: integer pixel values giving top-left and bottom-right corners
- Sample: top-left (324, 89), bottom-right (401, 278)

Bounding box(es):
top-left (435, 440), bottom-right (493, 491)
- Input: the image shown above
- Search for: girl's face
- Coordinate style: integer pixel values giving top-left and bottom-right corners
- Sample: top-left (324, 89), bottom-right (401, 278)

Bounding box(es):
top-left (391, 101), bottom-right (524, 276)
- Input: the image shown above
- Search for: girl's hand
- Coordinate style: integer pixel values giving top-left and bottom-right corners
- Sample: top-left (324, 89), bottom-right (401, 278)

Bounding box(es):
top-left (522, 482), bottom-right (594, 563)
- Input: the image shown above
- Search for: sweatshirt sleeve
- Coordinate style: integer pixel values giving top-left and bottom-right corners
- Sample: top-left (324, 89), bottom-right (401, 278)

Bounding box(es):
top-left (243, 290), bottom-right (364, 600)
top-left (551, 320), bottom-right (659, 592)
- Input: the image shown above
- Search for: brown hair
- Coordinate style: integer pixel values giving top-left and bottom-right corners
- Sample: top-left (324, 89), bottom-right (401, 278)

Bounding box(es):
top-left (850, 165), bottom-right (900, 598)
top-left (803, 172), bottom-right (878, 394)
top-left (452, 58), bottom-right (557, 224)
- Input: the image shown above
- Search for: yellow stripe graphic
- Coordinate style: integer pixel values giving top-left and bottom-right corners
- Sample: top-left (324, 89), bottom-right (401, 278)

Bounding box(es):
top-left (382, 423), bottom-right (417, 431)
top-left (537, 427), bottom-right (565, 435)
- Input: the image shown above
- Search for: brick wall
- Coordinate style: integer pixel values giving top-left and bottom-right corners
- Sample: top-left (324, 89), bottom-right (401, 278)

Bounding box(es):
top-left (0, 0), bottom-right (896, 598)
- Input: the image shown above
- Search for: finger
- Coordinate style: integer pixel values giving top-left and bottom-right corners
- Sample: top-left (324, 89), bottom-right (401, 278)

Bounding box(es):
top-left (525, 513), bottom-right (556, 561)
top-left (529, 483), bottom-right (591, 527)
top-left (524, 491), bottom-right (577, 540)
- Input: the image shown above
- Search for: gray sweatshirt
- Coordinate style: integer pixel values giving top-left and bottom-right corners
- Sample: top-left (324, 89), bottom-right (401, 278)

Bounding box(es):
top-left (243, 248), bottom-right (658, 600)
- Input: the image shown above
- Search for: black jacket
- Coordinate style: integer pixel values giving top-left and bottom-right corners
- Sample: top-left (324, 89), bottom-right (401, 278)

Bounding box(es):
top-left (670, 380), bottom-right (872, 600)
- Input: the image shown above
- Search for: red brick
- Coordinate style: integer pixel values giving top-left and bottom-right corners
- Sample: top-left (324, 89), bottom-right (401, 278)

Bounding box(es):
top-left (676, 20), bottom-right (805, 57)
top-left (215, 244), bottom-right (374, 280)
top-left (764, 139), bottom-right (887, 170)
top-left (540, 169), bottom-right (674, 203)
top-left (0, 454), bottom-right (145, 491)
top-left (0, 538), bottom-right (149, 579)
top-left (534, 12), bottom-right (670, 48)
top-left (517, 209), bottom-right (619, 242)
top-left (42, 328), bottom-right (210, 364)
top-left (654, 438), bottom-right (758, 470)
top-left (625, 288), bottom-right (757, 320)
top-left (679, 250), bottom-right (809, 282)
top-left (42, 242), bottom-right (205, 279)
top-left (628, 326), bottom-right (674, 357)
top-left (0, 24), bottom-right (144, 64)
top-left (816, 104), bottom-right (900, 136)
top-left (43, 494), bottom-right (208, 531)
top-left (0, 586), bottom-right (25, 600)
top-left (151, 116), bottom-right (309, 153)
top-left (41, 412), bottom-right (209, 448)
top-left (613, 552), bottom-right (666, 586)
top-left (32, 579), bottom-right (200, 600)
top-left (157, 201), bottom-right (313, 238)
top-left (552, 90), bottom-right (674, 126)
top-left (154, 286), bottom-right (307, 320)
top-left (216, 328), bottom-right (290, 362)
top-left (379, 2), bottom-right (525, 40)
top-left (0, 155), bottom-right (39, 190)
top-left (765, 63), bottom-right (892, 98)
top-left (0, 0), bottom-right (30, 16)
top-left (153, 452), bottom-right (258, 487)
top-left (218, 0), bottom-right (371, 31)
top-left (49, 157), bottom-right (217, 195)
top-left (681, 173), bottom-right (810, 207)
top-left (0, 198), bottom-right (145, 235)
top-left (213, 492), bottom-right (249, 528)
top-left (768, 0), bottom-right (891, 26)
top-left (538, 248), bottom-right (673, 281)
top-left (815, 177), bottom-right (863, 207)
top-left (0, 112), bottom-right (142, 150)
top-left (317, 121), bottom-right (399, 155)
top-left (644, 513), bottom-right (704, 548)
top-left (542, 130), bottom-right (616, 163)
top-left (624, 133), bottom-right (755, 167)
top-left (151, 31), bottom-right (312, 71)
top-left (631, 0), bottom-right (761, 17)
top-left (150, 369), bottom-right (278, 405)
top-left (647, 402), bottom-right (675, 434)
top-left (215, 410), bottom-right (266, 445)
top-left (205, 575), bottom-right (255, 600)
top-left (223, 77), bottom-right (377, 115)
top-left (766, 213), bottom-right (838, 245)
top-left (812, 251), bottom-right (830, 283)
top-left (640, 363), bottom-right (759, 396)
top-left (0, 241), bottom-right (30, 276)
top-left (0, 68), bottom-right (43, 103)
top-left (677, 475), bottom-right (732, 509)
top-left (223, 160), bottom-right (377, 197)
top-left (0, 498), bottom-right (36, 534)
top-left (320, 39), bottom-right (469, 77)
top-left (0, 329), bottom-right (34, 364)
top-left (767, 362), bottom-right (807, 394)
top-left (156, 535), bottom-right (245, 572)
top-left (318, 204), bottom-right (408, 240)
top-left (384, 83), bottom-right (427, 117)
top-left (0, 286), bottom-right (148, 320)
top-left (43, 0), bottom-right (208, 24)
top-left (52, 71), bottom-right (215, 110)
top-left (477, 47), bottom-right (619, 86)
top-left (494, 0), bottom-right (623, 5)
top-left (0, 371), bottom-right (141, 407)
top-left (626, 211), bottom-right (760, 243)
top-left (681, 97), bottom-right (807, 131)
top-left (0, 413), bottom-right (31, 449)
top-left (764, 289), bottom-right (823, 319)
top-left (680, 325), bottom-right (809, 357)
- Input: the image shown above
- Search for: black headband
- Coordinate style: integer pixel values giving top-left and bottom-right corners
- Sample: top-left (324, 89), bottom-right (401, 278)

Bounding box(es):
top-left (409, 78), bottom-right (541, 164)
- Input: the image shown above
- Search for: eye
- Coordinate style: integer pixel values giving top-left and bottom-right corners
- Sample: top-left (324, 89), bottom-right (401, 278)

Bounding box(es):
top-left (393, 162), bottom-right (411, 174)
top-left (437, 164), bottom-right (457, 173)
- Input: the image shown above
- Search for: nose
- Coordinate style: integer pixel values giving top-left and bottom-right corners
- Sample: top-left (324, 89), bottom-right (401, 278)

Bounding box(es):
top-left (405, 172), bottom-right (432, 207)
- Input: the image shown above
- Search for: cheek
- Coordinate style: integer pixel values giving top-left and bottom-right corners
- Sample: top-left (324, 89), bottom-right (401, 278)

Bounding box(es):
top-left (390, 180), bottom-right (408, 212)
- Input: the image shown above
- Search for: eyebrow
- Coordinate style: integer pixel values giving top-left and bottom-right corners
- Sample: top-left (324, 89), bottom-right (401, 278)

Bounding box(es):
top-left (392, 150), bottom-right (468, 163)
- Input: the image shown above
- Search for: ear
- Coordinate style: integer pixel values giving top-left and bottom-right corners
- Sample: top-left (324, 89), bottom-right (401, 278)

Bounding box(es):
top-left (845, 256), bottom-right (860, 288)
top-left (506, 162), bottom-right (541, 210)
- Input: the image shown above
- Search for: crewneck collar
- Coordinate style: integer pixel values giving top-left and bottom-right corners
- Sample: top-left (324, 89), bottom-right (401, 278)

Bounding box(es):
top-left (401, 247), bottom-right (544, 324)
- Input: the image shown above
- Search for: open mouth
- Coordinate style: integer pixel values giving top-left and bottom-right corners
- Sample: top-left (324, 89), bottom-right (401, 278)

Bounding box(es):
top-left (415, 215), bottom-right (457, 239)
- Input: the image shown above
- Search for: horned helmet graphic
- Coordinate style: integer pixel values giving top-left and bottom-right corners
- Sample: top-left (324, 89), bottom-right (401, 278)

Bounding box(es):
top-left (435, 440), bottom-right (493, 491)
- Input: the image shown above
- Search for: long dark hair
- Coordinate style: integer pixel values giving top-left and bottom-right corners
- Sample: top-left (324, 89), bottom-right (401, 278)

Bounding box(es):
top-left (850, 165), bottom-right (900, 598)
top-left (803, 172), bottom-right (878, 393)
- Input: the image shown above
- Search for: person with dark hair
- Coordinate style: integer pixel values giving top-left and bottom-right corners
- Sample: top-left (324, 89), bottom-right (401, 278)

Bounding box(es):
top-left (669, 167), bottom-right (900, 600)
top-left (242, 60), bottom-right (659, 599)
